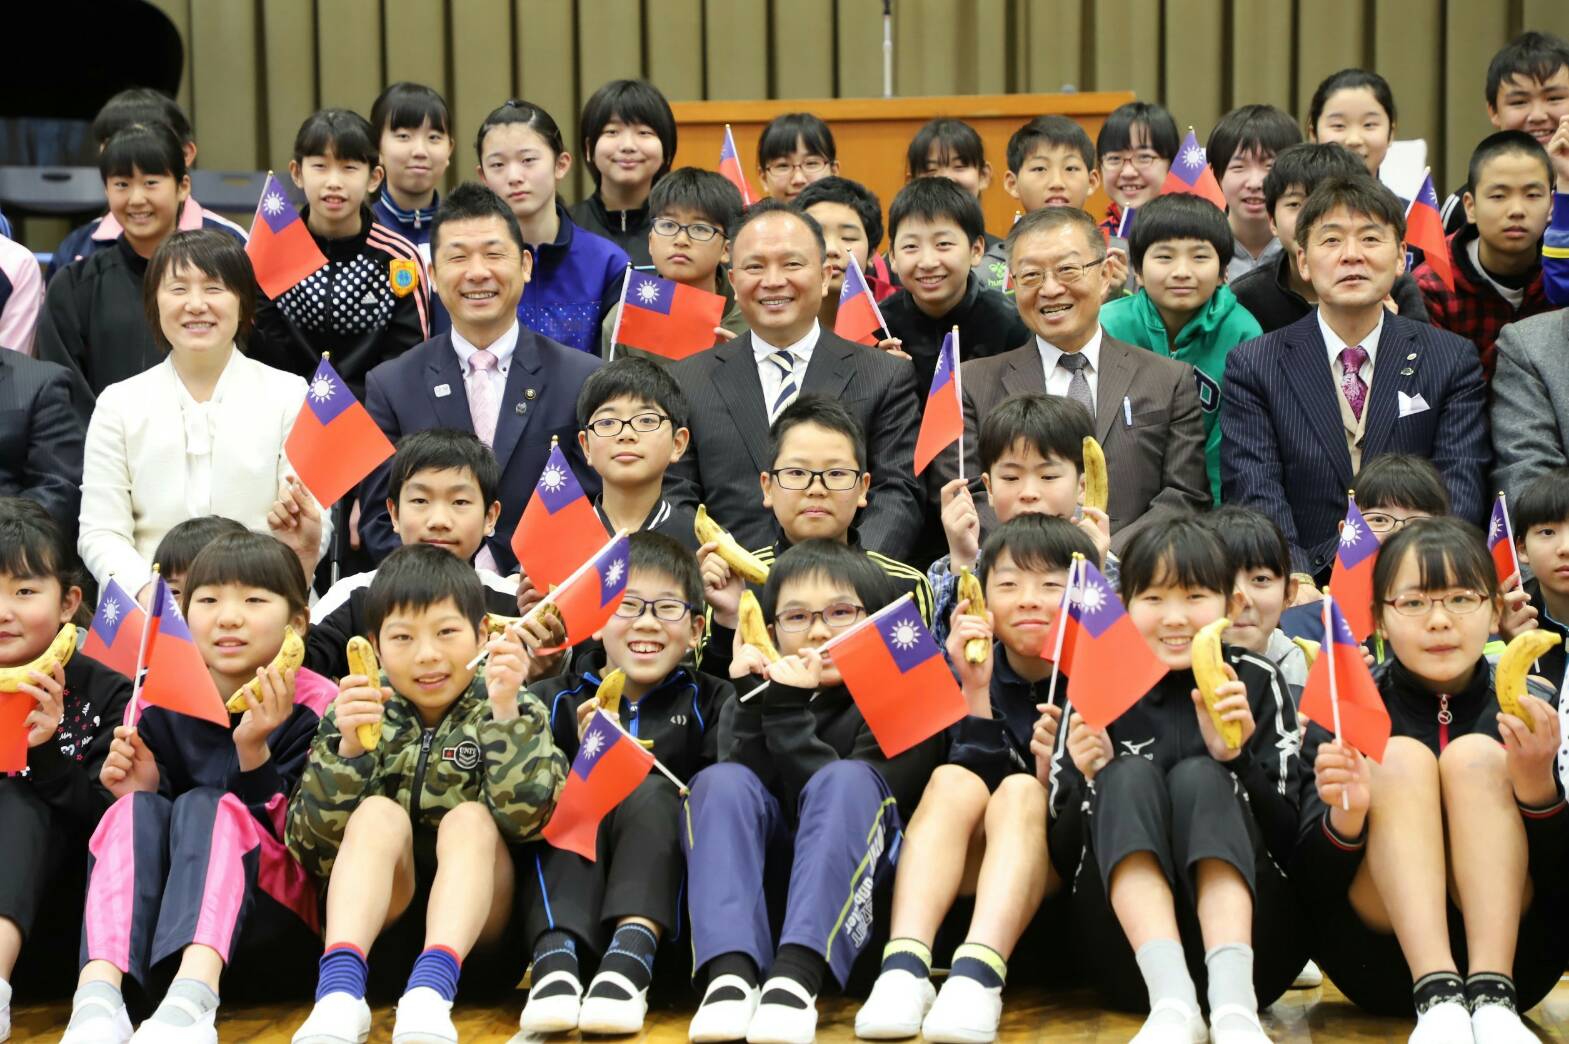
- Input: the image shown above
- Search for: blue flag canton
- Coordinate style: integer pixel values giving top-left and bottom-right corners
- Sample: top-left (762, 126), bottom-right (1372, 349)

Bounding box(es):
top-left (721, 133), bottom-right (741, 162)
top-left (627, 272), bottom-right (676, 316)
top-left (257, 174), bottom-right (298, 235)
top-left (152, 577), bottom-right (192, 641)
top-left (1327, 601), bottom-right (1358, 648)
top-left (595, 538), bottom-right (630, 607)
top-left (1069, 562), bottom-right (1122, 638)
top-left (92, 582), bottom-right (131, 647)
top-left (879, 612), bottom-right (939, 673)
top-left (1338, 502), bottom-right (1380, 569)
top-left (1488, 498), bottom-right (1510, 549)
top-left (839, 257), bottom-right (868, 305)
top-left (536, 445), bottom-right (587, 514)
top-left (304, 359), bottom-right (355, 426)
top-left (573, 713), bottom-right (620, 779)
top-left (1171, 132), bottom-right (1208, 182)
top-left (1416, 176), bottom-right (1440, 210)
top-left (930, 334), bottom-right (956, 393)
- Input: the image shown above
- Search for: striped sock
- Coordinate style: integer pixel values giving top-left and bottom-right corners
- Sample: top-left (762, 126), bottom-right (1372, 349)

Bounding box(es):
top-left (405, 945), bottom-right (462, 1002)
top-left (880, 938), bottom-right (933, 980)
top-left (950, 942), bottom-right (1006, 989)
top-left (316, 943), bottom-right (369, 1001)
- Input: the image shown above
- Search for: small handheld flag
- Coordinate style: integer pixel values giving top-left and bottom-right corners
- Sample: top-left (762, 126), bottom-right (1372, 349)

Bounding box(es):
top-left (285, 355), bottom-right (395, 508)
top-left (542, 710), bottom-right (656, 860)
top-left (1116, 206), bottom-right (1137, 239)
top-left (82, 578), bottom-right (147, 679)
top-left (610, 269), bottom-right (726, 361)
top-left (1406, 170), bottom-right (1454, 294)
top-left (829, 595), bottom-right (967, 756)
top-left (719, 124), bottom-right (755, 207)
top-left (834, 251), bottom-right (887, 346)
top-left (913, 330), bottom-right (963, 476)
top-left (141, 576), bottom-right (227, 726)
top-left (246, 172), bottom-right (328, 298)
top-left (1327, 495), bottom-right (1380, 642)
top-left (540, 532), bottom-right (631, 650)
top-left (1063, 559), bottom-right (1168, 728)
top-left (513, 440), bottom-right (606, 591)
top-left (1488, 492), bottom-right (1521, 587)
top-left (1301, 597), bottom-right (1390, 763)
top-left (1160, 129), bottom-right (1227, 211)
top-left (0, 690), bottom-right (29, 772)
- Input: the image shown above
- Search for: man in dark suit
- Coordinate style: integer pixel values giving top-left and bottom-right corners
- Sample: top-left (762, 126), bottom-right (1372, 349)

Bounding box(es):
top-left (663, 200), bottom-right (923, 558)
top-left (0, 349), bottom-right (84, 533)
top-left (359, 182), bottom-right (601, 573)
top-left (1222, 176), bottom-right (1489, 579)
top-left (929, 206), bottom-right (1210, 552)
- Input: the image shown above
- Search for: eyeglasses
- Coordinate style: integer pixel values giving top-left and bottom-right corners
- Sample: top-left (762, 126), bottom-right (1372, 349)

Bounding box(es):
top-left (764, 157), bottom-right (829, 179)
top-left (1362, 512), bottom-right (1432, 534)
top-left (1101, 151), bottom-right (1164, 172)
top-left (1011, 258), bottom-right (1106, 289)
top-left (652, 218), bottom-right (723, 242)
top-left (775, 602), bottom-right (866, 633)
top-left (586, 413), bottom-right (669, 438)
top-left (768, 467), bottom-right (863, 492)
top-left (1382, 590), bottom-right (1487, 617)
top-left (613, 594), bottom-right (694, 623)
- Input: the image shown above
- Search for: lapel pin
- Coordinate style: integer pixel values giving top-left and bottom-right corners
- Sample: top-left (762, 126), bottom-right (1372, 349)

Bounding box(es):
top-left (525, 387), bottom-right (537, 399)
top-left (434, 384), bottom-right (451, 398)
top-left (1406, 353), bottom-right (1417, 361)
top-left (1400, 367), bottom-right (1415, 376)
top-left (515, 403), bottom-right (528, 415)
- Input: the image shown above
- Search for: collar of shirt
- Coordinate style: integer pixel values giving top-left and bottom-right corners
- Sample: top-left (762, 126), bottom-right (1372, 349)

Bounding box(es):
top-left (1317, 309), bottom-right (1383, 374)
top-left (751, 320), bottom-right (822, 371)
top-left (593, 495), bottom-right (672, 534)
top-left (1465, 237), bottom-right (1529, 308)
top-left (1036, 324), bottom-right (1104, 378)
top-left (451, 322), bottom-right (520, 376)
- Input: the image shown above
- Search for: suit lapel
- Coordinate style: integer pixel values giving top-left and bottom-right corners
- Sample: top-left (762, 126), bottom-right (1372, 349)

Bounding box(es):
top-left (1279, 319), bottom-right (1355, 486)
top-left (1362, 319), bottom-right (1412, 455)
top-left (1094, 338), bottom-right (1136, 444)
top-left (491, 333), bottom-right (543, 471)
top-left (711, 340), bottom-right (773, 474)
top-left (801, 333), bottom-right (856, 402)
top-left (1001, 344), bottom-right (1045, 399)
top-left (423, 336), bottom-right (474, 431)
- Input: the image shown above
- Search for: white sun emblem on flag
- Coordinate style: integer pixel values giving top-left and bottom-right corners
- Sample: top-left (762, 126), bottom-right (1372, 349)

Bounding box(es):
top-left (1181, 144), bottom-right (1206, 168)
top-left (635, 280), bottom-right (661, 305)
top-left (1073, 582), bottom-right (1107, 614)
top-left (262, 192), bottom-right (286, 216)
top-left (309, 375), bottom-right (336, 403)
top-left (1489, 514), bottom-right (1503, 542)
top-left (604, 558), bottom-right (625, 587)
top-left (103, 599), bottom-right (120, 625)
top-left (540, 464), bottom-right (566, 493)
top-left (888, 618), bottom-right (920, 650)
top-left (581, 729), bottom-right (605, 759)
top-left (1340, 521), bottom-right (1361, 545)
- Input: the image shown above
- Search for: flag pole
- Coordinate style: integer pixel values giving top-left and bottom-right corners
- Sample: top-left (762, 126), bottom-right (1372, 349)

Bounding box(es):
top-left (1046, 556), bottom-right (1083, 770)
top-left (952, 325), bottom-right (966, 484)
top-left (600, 709), bottom-right (689, 794)
top-left (1324, 597), bottom-right (1349, 811)
top-left (738, 593), bottom-right (916, 703)
top-left (124, 564), bottom-right (161, 729)
top-left (606, 263), bottom-right (632, 362)
top-left (1499, 490), bottom-right (1523, 585)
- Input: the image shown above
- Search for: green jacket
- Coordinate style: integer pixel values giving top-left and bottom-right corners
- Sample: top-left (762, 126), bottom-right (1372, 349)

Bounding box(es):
top-left (1099, 285), bottom-right (1262, 505)
top-left (286, 676), bottom-right (566, 881)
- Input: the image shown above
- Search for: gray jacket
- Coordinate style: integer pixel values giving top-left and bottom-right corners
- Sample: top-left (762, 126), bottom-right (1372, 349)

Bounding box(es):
top-left (1492, 309), bottom-right (1569, 502)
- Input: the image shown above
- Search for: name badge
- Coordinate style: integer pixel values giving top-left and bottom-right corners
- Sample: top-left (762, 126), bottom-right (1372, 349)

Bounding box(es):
top-left (434, 384), bottom-right (451, 398)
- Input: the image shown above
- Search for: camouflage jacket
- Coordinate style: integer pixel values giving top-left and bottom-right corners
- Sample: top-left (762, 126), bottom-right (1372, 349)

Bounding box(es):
top-left (286, 676), bottom-right (566, 880)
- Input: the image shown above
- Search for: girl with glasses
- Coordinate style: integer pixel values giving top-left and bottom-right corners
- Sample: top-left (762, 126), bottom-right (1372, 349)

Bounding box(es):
top-left (757, 113), bottom-right (839, 203)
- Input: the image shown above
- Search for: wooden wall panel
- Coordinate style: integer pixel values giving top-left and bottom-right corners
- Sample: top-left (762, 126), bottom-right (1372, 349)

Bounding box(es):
top-left (1091, 0), bottom-right (1162, 102)
top-left (771, 0), bottom-right (835, 101)
top-left (1371, 0), bottom-right (1443, 182)
top-left (703, 0), bottom-right (768, 102)
top-left (1444, 0), bottom-right (1512, 191)
top-left (1163, 0), bottom-right (1226, 140)
top-left (261, 0), bottom-right (316, 172)
top-left (316, 0), bottom-right (383, 113)
top-left (836, 1), bottom-right (889, 100)
top-left (1230, 1), bottom-right (1294, 115)
top-left (1294, 0), bottom-right (1367, 120)
top-left (189, 0), bottom-right (260, 170)
top-left (1012, 0), bottom-right (1084, 96)
top-left (646, 0), bottom-right (706, 101)
top-left (383, 0), bottom-right (450, 96)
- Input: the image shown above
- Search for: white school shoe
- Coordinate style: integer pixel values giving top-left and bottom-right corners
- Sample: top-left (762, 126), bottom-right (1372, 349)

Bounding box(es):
top-left (391, 987), bottom-right (458, 1044)
top-left (576, 970), bottom-right (650, 1035)
top-left (1, 996), bottom-right (9, 1044)
top-left (853, 969), bottom-right (936, 1039)
top-left (1291, 960), bottom-right (1324, 989)
top-left (920, 975), bottom-right (1003, 1043)
top-left (687, 974), bottom-right (760, 1042)
top-left (128, 1002), bottom-right (217, 1044)
top-left (744, 977), bottom-right (818, 1044)
top-left (1129, 998), bottom-right (1209, 1044)
top-left (516, 971), bottom-right (582, 1034)
top-left (1471, 1003), bottom-right (1541, 1043)
top-left (290, 992), bottom-right (372, 1044)
top-left (1206, 1004), bottom-right (1271, 1044)
top-left (58, 997), bottom-right (134, 1044)
top-left (1408, 1000), bottom-right (1475, 1044)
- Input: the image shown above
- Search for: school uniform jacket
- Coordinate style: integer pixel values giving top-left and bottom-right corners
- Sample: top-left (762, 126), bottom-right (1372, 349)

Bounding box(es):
top-left (878, 272), bottom-right (1030, 401)
top-left (45, 198), bottom-right (246, 283)
top-left (522, 201), bottom-right (630, 354)
top-left (570, 192), bottom-right (654, 269)
top-left (945, 643), bottom-right (1055, 792)
top-left (16, 655), bottom-right (133, 831)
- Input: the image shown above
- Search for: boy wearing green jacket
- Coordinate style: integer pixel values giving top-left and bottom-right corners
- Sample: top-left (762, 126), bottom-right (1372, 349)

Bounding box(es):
top-left (1100, 193), bottom-right (1262, 504)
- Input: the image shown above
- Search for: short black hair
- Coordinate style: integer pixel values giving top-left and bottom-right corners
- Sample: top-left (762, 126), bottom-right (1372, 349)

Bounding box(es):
top-left (577, 356), bottom-right (691, 431)
top-left (761, 539), bottom-right (894, 621)
top-left (795, 176), bottom-right (886, 256)
top-left (183, 531), bottom-right (310, 620)
top-left (370, 81), bottom-right (452, 137)
top-left (0, 498), bottom-right (79, 590)
top-left (475, 99), bottom-right (566, 161)
top-left (1118, 514), bottom-right (1231, 601)
top-left (153, 516), bottom-right (250, 581)
top-left (1308, 69), bottom-right (1398, 130)
top-left (1004, 204), bottom-right (1106, 265)
top-left (1372, 517), bottom-right (1497, 611)
top-left (1206, 104), bottom-right (1302, 176)
top-left (648, 167), bottom-right (744, 236)
top-left (906, 118), bottom-right (987, 178)
top-left (144, 230), bottom-right (258, 350)
top-left (1262, 142), bottom-right (1366, 215)
top-left (1007, 115), bottom-right (1095, 174)
top-left (1468, 129), bottom-right (1552, 193)
top-left (770, 395), bottom-right (866, 471)
top-left (757, 113), bottom-right (837, 167)
top-left (92, 87), bottom-right (190, 147)
top-left (1513, 468), bottom-right (1569, 537)
top-left (100, 122), bottom-right (186, 182)
top-left (732, 198), bottom-right (827, 263)
top-left (294, 108), bottom-right (380, 167)
top-left (365, 543), bottom-right (487, 637)
top-left (979, 514), bottom-right (1098, 588)
top-left (388, 429), bottom-right (501, 509)
top-left (1353, 454), bottom-right (1450, 515)
top-left (1201, 506), bottom-right (1290, 579)
top-left (1294, 175), bottom-right (1406, 250)
top-left (887, 176), bottom-right (985, 249)
top-left (978, 393), bottom-right (1092, 474)
top-left (1096, 101), bottom-right (1180, 163)
top-left (429, 181), bottom-right (527, 257)
top-left (579, 79), bottom-right (678, 189)
top-left (628, 531), bottom-right (703, 608)
top-left (1128, 193), bottom-right (1234, 272)
top-left (1487, 31), bottom-right (1569, 109)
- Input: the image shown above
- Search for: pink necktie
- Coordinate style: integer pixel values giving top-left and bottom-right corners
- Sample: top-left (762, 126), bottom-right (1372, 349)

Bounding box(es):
top-left (1339, 345), bottom-right (1368, 421)
top-left (467, 349), bottom-right (499, 446)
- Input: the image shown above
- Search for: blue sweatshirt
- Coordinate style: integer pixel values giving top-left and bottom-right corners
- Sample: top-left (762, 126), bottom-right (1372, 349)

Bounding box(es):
top-left (521, 201), bottom-right (629, 353)
top-left (1542, 191), bottom-right (1569, 306)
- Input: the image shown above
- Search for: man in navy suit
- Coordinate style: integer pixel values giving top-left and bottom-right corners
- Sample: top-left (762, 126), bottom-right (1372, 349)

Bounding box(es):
top-left (1222, 176), bottom-right (1489, 580)
top-left (0, 349), bottom-right (84, 535)
top-left (359, 182), bottom-right (601, 574)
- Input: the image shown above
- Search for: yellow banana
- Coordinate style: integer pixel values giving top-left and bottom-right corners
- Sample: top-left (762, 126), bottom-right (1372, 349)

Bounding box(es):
top-left (225, 626), bottom-right (306, 713)
top-left (1193, 617), bottom-right (1241, 749)
top-left (345, 636), bottom-right (384, 751)
top-left (0, 623), bottom-right (78, 692)
top-left (695, 505), bottom-right (770, 585)
top-left (1082, 436), bottom-right (1109, 513)
top-left (1496, 630), bottom-right (1561, 732)
top-left (1292, 637), bottom-right (1320, 669)
top-left (956, 567), bottom-right (990, 664)
top-left (595, 667), bottom-right (626, 713)
top-left (737, 590), bottom-right (781, 662)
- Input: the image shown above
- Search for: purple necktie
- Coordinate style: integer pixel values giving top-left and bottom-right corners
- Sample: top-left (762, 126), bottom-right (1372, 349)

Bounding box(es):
top-left (1339, 345), bottom-right (1368, 421)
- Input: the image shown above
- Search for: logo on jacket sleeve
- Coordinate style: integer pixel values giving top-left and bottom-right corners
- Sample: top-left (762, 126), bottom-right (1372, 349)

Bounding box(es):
top-left (441, 739), bottom-right (482, 771)
top-left (1195, 369), bottom-right (1221, 413)
top-left (389, 258), bottom-right (419, 298)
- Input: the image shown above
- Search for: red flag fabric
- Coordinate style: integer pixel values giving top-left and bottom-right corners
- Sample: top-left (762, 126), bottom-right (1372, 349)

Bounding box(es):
top-left (719, 125), bottom-right (755, 206)
top-left (0, 692), bottom-right (29, 772)
top-left (81, 578), bottom-right (146, 679)
top-left (1301, 598), bottom-right (1390, 762)
top-left (542, 709), bottom-right (655, 860)
top-left (1487, 493), bottom-right (1519, 586)
top-left (141, 576), bottom-right (227, 726)
top-left (1327, 498), bottom-right (1381, 642)
top-left (1160, 129), bottom-right (1228, 210)
top-left (612, 271), bottom-right (726, 361)
top-left (246, 173), bottom-right (328, 298)
top-left (513, 442), bottom-right (606, 591)
top-left (284, 356), bottom-right (395, 507)
top-left (1406, 173), bottom-right (1454, 294)
top-left (830, 595), bottom-right (968, 756)
top-left (834, 255), bottom-right (885, 346)
top-left (914, 332), bottom-right (962, 475)
top-left (545, 533), bottom-right (631, 648)
top-left (1063, 559), bottom-right (1169, 728)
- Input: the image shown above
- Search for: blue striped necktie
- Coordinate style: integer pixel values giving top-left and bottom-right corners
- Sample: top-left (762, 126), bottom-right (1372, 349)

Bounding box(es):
top-left (768, 349), bottom-right (799, 421)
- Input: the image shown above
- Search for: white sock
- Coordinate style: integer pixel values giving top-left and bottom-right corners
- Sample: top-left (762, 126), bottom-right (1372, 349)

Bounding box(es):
top-left (0, 974), bottom-right (11, 1007)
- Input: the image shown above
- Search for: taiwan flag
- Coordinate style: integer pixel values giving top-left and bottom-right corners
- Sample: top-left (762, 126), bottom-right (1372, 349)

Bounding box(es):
top-left (1327, 498), bottom-right (1380, 642)
top-left (1405, 171), bottom-right (1454, 293)
top-left (719, 124), bottom-right (754, 206)
top-left (82, 578), bottom-right (146, 678)
top-left (284, 356), bottom-right (395, 508)
top-left (611, 270), bottom-right (725, 361)
top-left (141, 576), bottom-right (227, 726)
top-left (542, 710), bottom-right (656, 860)
top-left (513, 442), bottom-right (605, 590)
top-left (829, 594), bottom-right (967, 756)
top-left (913, 331), bottom-right (962, 475)
top-left (1488, 493), bottom-right (1520, 586)
top-left (1063, 559), bottom-right (1168, 728)
top-left (1160, 129), bottom-right (1227, 211)
top-left (545, 533), bottom-right (631, 648)
top-left (1301, 598), bottom-right (1390, 762)
top-left (834, 253), bottom-right (886, 346)
top-left (0, 691), bottom-right (27, 772)
top-left (246, 172), bottom-right (327, 298)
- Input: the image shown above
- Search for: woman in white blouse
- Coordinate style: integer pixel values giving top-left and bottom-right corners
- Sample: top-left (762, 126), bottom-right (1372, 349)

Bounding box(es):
top-left (78, 229), bottom-right (329, 597)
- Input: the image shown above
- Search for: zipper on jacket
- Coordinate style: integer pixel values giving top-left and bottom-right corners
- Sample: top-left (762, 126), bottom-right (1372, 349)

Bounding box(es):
top-left (626, 700), bottom-right (639, 739)
top-left (619, 209), bottom-right (627, 232)
top-left (1437, 693), bottom-right (1451, 751)
top-left (411, 728), bottom-right (435, 818)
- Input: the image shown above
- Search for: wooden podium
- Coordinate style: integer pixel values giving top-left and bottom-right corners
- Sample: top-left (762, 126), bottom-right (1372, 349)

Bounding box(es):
top-left (670, 92), bottom-right (1136, 241)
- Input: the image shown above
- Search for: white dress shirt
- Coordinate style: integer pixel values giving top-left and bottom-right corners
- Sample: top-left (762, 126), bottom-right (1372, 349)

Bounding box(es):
top-left (752, 321), bottom-right (821, 407)
top-left (1037, 326), bottom-right (1106, 408)
top-left (1318, 309), bottom-right (1384, 386)
top-left (451, 321), bottom-right (519, 402)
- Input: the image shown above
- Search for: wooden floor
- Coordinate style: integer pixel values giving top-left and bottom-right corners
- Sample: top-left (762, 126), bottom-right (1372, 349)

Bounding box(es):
top-left (14, 979), bottom-right (1569, 1042)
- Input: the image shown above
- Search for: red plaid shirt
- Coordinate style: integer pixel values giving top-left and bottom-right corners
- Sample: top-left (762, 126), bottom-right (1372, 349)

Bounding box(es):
top-left (1414, 227), bottom-right (1554, 380)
